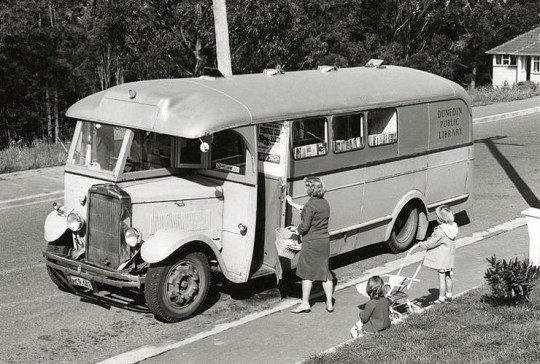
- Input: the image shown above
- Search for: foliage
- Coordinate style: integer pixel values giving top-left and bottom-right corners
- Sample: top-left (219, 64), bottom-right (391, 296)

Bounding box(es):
top-left (1, 0), bottom-right (540, 149)
top-left (484, 255), bottom-right (540, 306)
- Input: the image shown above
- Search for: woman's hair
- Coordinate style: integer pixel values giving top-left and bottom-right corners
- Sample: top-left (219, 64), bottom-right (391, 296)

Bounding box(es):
top-left (366, 275), bottom-right (385, 299)
top-left (304, 176), bottom-right (326, 198)
top-left (435, 205), bottom-right (454, 224)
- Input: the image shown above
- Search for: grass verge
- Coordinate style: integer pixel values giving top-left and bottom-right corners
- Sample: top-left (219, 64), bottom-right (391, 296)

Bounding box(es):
top-left (0, 140), bottom-right (67, 174)
top-left (305, 282), bottom-right (540, 364)
top-left (470, 82), bottom-right (540, 107)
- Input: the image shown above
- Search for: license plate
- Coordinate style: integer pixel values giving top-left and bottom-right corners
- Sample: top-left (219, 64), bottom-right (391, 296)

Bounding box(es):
top-left (70, 276), bottom-right (93, 291)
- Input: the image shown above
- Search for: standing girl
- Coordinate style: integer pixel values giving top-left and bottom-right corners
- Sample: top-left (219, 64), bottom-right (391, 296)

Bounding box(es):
top-left (413, 205), bottom-right (458, 303)
top-left (286, 176), bottom-right (334, 313)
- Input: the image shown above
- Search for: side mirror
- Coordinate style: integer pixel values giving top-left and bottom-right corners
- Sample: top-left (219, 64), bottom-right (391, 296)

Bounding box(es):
top-left (200, 142), bottom-right (210, 153)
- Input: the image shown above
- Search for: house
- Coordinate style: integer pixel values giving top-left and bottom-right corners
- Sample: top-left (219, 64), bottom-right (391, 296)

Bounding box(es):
top-left (486, 25), bottom-right (540, 87)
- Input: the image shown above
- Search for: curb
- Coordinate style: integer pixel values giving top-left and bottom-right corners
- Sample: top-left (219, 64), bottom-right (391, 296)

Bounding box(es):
top-left (473, 106), bottom-right (540, 124)
top-left (0, 191), bottom-right (63, 210)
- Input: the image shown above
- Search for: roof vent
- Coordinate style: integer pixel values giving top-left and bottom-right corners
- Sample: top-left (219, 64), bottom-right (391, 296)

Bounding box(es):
top-left (364, 59), bottom-right (385, 68)
top-left (318, 65), bottom-right (338, 73)
top-left (263, 65), bottom-right (285, 77)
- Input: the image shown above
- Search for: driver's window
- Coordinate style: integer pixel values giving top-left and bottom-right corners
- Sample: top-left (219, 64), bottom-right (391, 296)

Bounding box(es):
top-left (126, 131), bottom-right (171, 172)
top-left (292, 117), bottom-right (328, 160)
top-left (210, 129), bottom-right (246, 175)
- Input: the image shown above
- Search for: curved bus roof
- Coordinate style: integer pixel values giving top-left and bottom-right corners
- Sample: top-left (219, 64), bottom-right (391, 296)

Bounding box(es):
top-left (66, 65), bottom-right (470, 139)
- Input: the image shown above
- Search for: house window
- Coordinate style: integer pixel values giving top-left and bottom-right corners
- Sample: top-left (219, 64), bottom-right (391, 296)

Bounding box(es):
top-left (332, 113), bottom-right (364, 153)
top-left (533, 57), bottom-right (540, 73)
top-left (292, 117), bottom-right (328, 159)
top-left (495, 54), bottom-right (516, 66)
top-left (367, 108), bottom-right (398, 147)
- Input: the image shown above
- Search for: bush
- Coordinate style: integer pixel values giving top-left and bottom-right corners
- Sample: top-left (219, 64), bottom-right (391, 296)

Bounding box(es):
top-left (484, 255), bottom-right (540, 305)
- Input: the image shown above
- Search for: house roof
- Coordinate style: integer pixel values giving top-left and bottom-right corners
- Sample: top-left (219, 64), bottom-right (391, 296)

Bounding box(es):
top-left (66, 66), bottom-right (469, 139)
top-left (486, 26), bottom-right (540, 56)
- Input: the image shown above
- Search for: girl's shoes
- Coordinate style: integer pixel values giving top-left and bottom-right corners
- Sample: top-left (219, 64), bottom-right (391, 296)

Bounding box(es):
top-left (291, 304), bottom-right (311, 313)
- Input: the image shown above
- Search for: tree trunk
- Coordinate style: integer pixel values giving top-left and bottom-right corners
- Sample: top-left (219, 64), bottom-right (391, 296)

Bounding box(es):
top-left (470, 66), bottom-right (476, 89)
top-left (54, 89), bottom-right (59, 143)
top-left (45, 84), bottom-right (53, 142)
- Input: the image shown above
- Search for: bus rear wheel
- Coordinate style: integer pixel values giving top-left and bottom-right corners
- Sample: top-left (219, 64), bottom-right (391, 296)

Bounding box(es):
top-left (388, 206), bottom-right (419, 253)
top-left (144, 252), bottom-right (211, 323)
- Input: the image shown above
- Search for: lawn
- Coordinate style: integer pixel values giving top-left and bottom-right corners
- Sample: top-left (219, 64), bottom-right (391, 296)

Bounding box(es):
top-left (305, 282), bottom-right (540, 364)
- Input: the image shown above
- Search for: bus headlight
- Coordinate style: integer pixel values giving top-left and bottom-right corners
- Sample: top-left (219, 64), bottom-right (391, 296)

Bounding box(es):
top-left (125, 227), bottom-right (142, 247)
top-left (67, 211), bottom-right (84, 232)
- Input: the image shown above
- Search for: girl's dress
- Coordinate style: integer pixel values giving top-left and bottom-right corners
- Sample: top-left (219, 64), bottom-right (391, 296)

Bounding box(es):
top-left (295, 196), bottom-right (332, 282)
top-left (417, 223), bottom-right (458, 271)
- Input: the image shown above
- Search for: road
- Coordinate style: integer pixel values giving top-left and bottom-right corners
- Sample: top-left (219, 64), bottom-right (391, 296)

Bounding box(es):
top-left (0, 113), bottom-right (538, 363)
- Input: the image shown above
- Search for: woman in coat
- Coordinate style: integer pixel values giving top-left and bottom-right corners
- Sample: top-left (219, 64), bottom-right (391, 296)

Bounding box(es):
top-left (287, 176), bottom-right (334, 313)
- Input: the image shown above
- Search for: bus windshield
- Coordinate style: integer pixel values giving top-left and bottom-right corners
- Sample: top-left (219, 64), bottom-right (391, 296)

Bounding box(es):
top-left (70, 121), bottom-right (203, 174)
top-left (70, 122), bottom-right (125, 172)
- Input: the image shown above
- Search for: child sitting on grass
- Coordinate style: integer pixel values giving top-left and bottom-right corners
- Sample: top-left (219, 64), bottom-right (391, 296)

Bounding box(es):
top-left (350, 275), bottom-right (391, 338)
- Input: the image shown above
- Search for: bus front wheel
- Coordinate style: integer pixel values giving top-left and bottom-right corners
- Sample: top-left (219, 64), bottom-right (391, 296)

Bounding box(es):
top-left (388, 206), bottom-right (419, 253)
top-left (144, 251), bottom-right (211, 323)
top-left (45, 243), bottom-right (75, 292)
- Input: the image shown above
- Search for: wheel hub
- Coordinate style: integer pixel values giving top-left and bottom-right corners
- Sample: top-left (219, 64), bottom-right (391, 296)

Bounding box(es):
top-left (167, 262), bottom-right (200, 307)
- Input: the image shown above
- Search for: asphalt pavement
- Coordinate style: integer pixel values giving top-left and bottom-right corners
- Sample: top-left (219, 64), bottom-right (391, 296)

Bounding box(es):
top-left (1, 95), bottom-right (539, 363)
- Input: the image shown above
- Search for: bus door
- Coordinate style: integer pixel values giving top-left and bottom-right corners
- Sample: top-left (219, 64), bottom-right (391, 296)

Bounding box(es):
top-left (255, 122), bottom-right (290, 272)
top-left (208, 126), bottom-right (258, 283)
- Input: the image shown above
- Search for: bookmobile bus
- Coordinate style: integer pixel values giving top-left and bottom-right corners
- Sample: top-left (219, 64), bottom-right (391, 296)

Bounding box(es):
top-left (43, 63), bottom-right (473, 322)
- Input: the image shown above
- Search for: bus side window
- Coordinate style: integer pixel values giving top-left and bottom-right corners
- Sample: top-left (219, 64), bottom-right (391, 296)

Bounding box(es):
top-left (291, 117), bottom-right (328, 160)
top-left (332, 113), bottom-right (365, 153)
top-left (367, 108), bottom-right (398, 147)
top-left (210, 129), bottom-right (246, 175)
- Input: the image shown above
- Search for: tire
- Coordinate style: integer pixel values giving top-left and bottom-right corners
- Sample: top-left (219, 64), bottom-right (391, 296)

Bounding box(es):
top-left (388, 206), bottom-right (419, 253)
top-left (45, 244), bottom-right (75, 292)
top-left (144, 252), bottom-right (211, 322)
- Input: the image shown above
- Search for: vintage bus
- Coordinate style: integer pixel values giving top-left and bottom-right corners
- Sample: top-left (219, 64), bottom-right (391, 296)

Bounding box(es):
top-left (43, 64), bottom-right (473, 322)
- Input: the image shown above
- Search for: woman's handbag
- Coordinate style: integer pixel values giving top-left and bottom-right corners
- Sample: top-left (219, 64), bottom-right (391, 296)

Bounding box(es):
top-left (275, 226), bottom-right (301, 259)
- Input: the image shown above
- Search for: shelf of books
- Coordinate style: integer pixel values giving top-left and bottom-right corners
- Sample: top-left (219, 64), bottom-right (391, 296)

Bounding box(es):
top-left (368, 132), bottom-right (397, 146)
top-left (293, 142), bottom-right (327, 159)
top-left (332, 136), bottom-right (363, 152)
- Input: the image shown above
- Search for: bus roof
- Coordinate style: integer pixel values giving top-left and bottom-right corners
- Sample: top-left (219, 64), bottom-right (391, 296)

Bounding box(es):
top-left (66, 65), bottom-right (470, 138)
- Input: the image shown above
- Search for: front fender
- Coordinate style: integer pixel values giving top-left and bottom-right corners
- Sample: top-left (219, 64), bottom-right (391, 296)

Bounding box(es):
top-left (141, 229), bottom-right (220, 264)
top-left (44, 210), bottom-right (68, 242)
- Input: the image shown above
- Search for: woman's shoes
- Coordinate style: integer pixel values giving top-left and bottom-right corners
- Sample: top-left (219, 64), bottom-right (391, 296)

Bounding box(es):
top-left (291, 304), bottom-right (311, 313)
top-left (326, 298), bottom-right (335, 312)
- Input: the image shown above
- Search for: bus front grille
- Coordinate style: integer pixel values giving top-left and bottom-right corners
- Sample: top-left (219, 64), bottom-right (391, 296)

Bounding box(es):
top-left (86, 185), bottom-right (131, 270)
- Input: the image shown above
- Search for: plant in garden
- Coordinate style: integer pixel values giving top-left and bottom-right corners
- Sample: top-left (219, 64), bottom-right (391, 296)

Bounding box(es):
top-left (484, 255), bottom-right (540, 306)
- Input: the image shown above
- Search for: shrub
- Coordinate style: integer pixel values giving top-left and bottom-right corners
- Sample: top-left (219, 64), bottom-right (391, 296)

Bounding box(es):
top-left (484, 255), bottom-right (540, 305)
